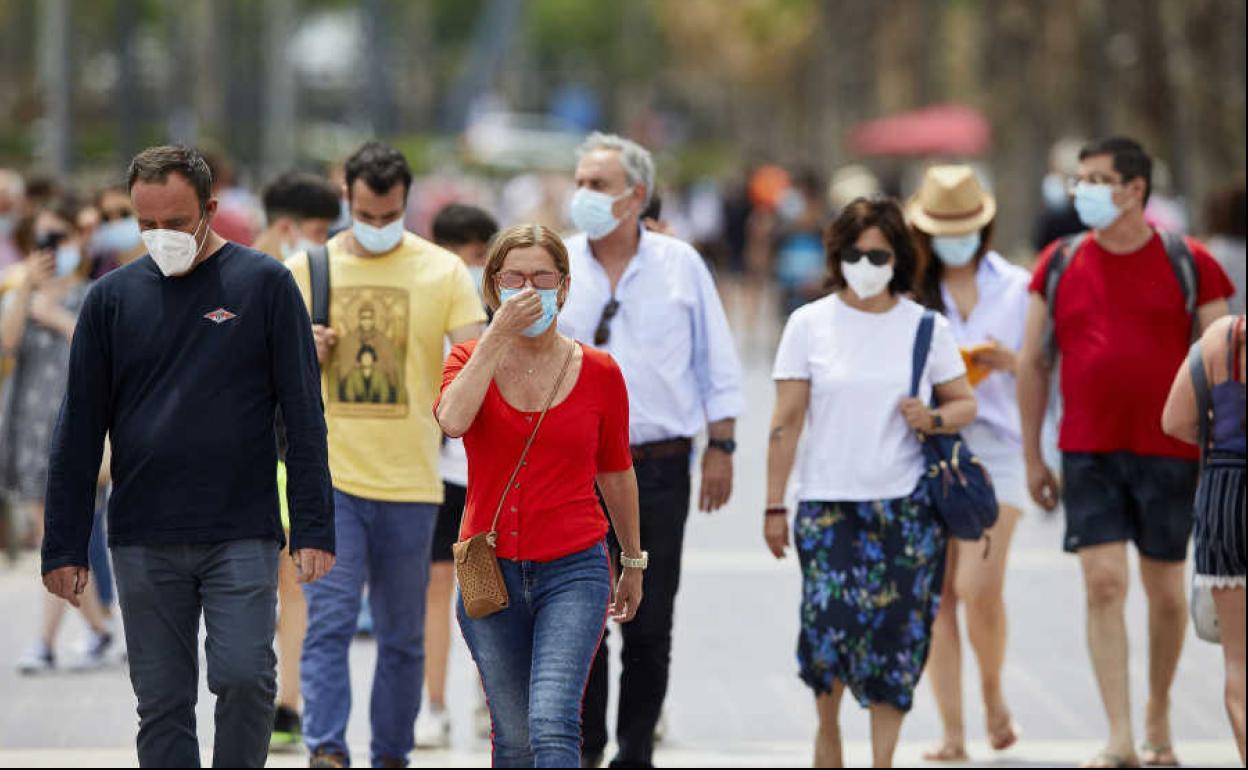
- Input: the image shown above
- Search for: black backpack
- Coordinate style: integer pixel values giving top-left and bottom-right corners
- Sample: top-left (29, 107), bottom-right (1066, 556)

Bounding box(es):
top-left (1041, 230), bottom-right (1199, 366)
top-left (275, 245), bottom-right (331, 461)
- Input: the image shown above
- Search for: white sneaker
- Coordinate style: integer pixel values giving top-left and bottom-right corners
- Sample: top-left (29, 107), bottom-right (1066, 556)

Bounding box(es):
top-left (415, 706), bottom-right (451, 749)
top-left (16, 643), bottom-right (55, 675)
top-left (68, 631), bottom-right (121, 671)
top-left (654, 709), bottom-right (669, 744)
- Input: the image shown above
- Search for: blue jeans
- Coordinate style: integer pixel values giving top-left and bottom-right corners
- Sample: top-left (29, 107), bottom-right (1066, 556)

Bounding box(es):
top-left (89, 505), bottom-right (113, 608)
top-left (458, 541), bottom-right (611, 768)
top-left (300, 490), bottom-right (436, 766)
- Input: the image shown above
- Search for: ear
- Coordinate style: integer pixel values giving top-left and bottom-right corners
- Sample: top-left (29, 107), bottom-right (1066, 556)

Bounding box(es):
top-left (204, 198), bottom-right (219, 220)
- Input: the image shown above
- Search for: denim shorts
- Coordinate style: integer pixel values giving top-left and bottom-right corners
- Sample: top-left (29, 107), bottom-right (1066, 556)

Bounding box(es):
top-left (1061, 451), bottom-right (1197, 561)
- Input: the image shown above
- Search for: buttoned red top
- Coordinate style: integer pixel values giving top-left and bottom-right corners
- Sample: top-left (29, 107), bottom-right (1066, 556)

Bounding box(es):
top-left (438, 340), bottom-right (632, 562)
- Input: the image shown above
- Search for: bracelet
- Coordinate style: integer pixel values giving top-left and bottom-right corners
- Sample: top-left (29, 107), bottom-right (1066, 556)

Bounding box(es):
top-left (765, 505), bottom-right (787, 516)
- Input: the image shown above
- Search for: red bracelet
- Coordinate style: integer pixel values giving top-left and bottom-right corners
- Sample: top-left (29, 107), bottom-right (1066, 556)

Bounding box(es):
top-left (765, 505), bottom-right (787, 516)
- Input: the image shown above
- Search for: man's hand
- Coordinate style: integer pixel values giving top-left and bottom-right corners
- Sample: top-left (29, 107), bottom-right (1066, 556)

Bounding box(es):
top-left (699, 448), bottom-right (733, 512)
top-left (1026, 459), bottom-right (1061, 512)
top-left (43, 565), bottom-right (88, 607)
top-left (610, 567), bottom-right (643, 623)
top-left (312, 324), bottom-right (337, 365)
top-left (293, 548), bottom-right (335, 584)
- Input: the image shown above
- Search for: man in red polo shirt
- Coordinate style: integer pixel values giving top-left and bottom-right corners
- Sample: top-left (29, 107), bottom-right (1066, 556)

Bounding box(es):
top-left (1018, 136), bottom-right (1233, 768)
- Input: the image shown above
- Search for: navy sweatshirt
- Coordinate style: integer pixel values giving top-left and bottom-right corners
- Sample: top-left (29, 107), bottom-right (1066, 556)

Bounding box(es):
top-left (41, 243), bottom-right (334, 574)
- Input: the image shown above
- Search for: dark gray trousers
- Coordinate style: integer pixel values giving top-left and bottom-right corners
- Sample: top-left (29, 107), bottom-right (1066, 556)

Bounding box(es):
top-left (112, 539), bottom-right (279, 768)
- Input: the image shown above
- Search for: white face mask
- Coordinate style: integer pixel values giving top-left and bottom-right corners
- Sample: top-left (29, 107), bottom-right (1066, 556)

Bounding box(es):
top-left (842, 259), bottom-right (894, 300)
top-left (352, 217), bottom-right (404, 254)
top-left (142, 213), bottom-right (208, 277)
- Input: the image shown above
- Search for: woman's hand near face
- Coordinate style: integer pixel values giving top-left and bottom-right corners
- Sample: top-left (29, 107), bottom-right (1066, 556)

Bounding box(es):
top-left (488, 287), bottom-right (544, 338)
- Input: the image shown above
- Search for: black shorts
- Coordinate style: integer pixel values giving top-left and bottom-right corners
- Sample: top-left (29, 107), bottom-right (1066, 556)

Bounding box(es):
top-left (432, 482), bottom-right (466, 563)
top-left (1061, 452), bottom-right (1198, 562)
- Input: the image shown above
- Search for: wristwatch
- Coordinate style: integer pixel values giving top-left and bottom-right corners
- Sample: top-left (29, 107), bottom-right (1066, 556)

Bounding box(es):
top-left (930, 411), bottom-right (944, 431)
top-left (707, 438), bottom-right (737, 455)
top-left (620, 551), bottom-right (649, 571)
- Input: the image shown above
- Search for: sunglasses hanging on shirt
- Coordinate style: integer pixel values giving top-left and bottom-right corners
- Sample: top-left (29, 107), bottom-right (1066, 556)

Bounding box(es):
top-left (839, 247), bottom-right (893, 266)
top-left (594, 298), bottom-right (620, 346)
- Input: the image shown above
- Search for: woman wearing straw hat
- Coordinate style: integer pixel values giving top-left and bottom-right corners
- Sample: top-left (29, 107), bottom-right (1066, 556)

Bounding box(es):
top-left (908, 165), bottom-right (1030, 761)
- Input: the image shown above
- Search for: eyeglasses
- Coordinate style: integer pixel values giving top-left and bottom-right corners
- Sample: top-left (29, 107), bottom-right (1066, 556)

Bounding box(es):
top-left (594, 298), bottom-right (620, 346)
top-left (840, 248), bottom-right (893, 266)
top-left (495, 270), bottom-right (564, 290)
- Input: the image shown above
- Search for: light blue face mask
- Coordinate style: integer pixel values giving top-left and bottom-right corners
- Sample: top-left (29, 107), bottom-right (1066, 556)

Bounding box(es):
top-left (500, 286), bottom-right (560, 337)
top-left (279, 237), bottom-right (320, 261)
top-left (569, 187), bottom-right (632, 240)
top-left (55, 244), bottom-right (82, 276)
top-left (92, 217), bottom-right (142, 254)
top-left (1073, 182), bottom-right (1122, 230)
top-left (932, 232), bottom-right (982, 267)
top-left (352, 217), bottom-right (404, 254)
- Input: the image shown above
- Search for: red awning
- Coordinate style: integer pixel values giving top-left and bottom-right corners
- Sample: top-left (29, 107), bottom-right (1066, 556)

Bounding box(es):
top-left (849, 104), bottom-right (992, 158)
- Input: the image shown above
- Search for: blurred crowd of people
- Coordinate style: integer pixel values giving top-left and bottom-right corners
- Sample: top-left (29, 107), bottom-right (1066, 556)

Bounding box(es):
top-left (0, 129), bottom-right (1244, 770)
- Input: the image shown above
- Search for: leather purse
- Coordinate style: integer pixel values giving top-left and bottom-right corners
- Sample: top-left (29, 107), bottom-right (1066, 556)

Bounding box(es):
top-left (454, 341), bottom-right (576, 620)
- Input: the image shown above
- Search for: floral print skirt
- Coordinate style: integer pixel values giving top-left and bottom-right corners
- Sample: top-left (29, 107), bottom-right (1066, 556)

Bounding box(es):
top-left (794, 492), bottom-right (947, 712)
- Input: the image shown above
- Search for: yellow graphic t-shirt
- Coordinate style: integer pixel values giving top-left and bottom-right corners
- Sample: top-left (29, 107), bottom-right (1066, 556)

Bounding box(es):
top-left (286, 231), bottom-right (486, 503)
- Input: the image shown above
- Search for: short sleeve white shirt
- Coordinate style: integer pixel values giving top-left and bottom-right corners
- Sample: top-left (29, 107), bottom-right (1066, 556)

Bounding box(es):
top-left (773, 294), bottom-right (966, 502)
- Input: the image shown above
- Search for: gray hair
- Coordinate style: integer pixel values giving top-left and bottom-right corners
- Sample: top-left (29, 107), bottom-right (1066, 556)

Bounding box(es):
top-left (576, 132), bottom-right (655, 205)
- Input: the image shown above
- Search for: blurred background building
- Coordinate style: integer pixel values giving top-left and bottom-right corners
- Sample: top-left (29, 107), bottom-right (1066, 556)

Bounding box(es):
top-left (0, 0), bottom-right (1243, 256)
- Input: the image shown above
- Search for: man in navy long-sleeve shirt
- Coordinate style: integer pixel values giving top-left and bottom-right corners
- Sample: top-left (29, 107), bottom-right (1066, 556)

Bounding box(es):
top-left (41, 145), bottom-right (335, 769)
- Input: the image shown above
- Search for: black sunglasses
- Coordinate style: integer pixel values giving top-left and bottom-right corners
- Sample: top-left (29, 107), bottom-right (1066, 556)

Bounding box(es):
top-left (594, 298), bottom-right (620, 346)
top-left (840, 247), bottom-right (893, 267)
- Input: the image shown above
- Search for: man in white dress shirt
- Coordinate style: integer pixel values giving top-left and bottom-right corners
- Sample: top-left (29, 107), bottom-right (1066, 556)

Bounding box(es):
top-left (560, 132), bottom-right (744, 768)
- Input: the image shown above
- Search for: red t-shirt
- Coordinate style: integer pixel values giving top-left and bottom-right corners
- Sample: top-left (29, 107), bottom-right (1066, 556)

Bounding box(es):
top-left (1030, 231), bottom-right (1235, 458)
top-left (438, 340), bottom-right (633, 562)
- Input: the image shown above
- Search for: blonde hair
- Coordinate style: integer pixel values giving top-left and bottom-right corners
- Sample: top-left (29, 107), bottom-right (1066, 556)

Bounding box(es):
top-left (481, 224), bottom-right (570, 310)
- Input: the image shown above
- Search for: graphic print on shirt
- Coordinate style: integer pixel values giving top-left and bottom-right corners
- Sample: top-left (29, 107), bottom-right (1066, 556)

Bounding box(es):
top-left (327, 286), bottom-right (409, 417)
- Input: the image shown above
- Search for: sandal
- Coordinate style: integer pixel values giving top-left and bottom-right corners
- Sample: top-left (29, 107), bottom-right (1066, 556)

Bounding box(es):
top-left (921, 743), bottom-right (969, 762)
top-left (1140, 743), bottom-right (1179, 767)
top-left (1082, 752), bottom-right (1141, 768)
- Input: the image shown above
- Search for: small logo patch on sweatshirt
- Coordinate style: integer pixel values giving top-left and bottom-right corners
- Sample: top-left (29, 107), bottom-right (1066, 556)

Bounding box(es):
top-left (203, 308), bottom-right (238, 324)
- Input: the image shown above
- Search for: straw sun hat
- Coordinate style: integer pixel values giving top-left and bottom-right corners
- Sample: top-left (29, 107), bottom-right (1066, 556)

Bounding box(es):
top-left (906, 165), bottom-right (997, 236)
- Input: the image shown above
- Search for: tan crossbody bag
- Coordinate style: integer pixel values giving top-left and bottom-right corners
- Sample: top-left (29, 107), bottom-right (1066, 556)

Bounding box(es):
top-left (454, 341), bottom-right (576, 620)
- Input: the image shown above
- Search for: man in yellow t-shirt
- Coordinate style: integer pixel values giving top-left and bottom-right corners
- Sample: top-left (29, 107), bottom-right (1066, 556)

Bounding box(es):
top-left (285, 142), bottom-right (485, 769)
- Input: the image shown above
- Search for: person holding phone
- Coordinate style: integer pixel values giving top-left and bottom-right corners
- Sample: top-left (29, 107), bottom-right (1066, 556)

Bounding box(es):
top-left (1, 200), bottom-right (115, 673)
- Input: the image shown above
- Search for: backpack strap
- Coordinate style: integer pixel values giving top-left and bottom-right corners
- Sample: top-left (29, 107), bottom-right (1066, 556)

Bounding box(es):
top-left (1188, 341), bottom-right (1211, 467)
top-left (1041, 231), bottom-right (1088, 366)
top-left (910, 310), bottom-right (936, 399)
top-left (1159, 231), bottom-right (1200, 344)
top-left (307, 244), bottom-right (331, 327)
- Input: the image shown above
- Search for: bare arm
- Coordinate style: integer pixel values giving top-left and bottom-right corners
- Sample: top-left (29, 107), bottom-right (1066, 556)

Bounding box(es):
top-left (597, 468), bottom-right (641, 558)
top-left (766, 380), bottom-right (809, 508)
top-left (1163, 315), bottom-right (1235, 445)
top-left (1197, 299), bottom-right (1229, 333)
top-left (448, 321), bottom-right (485, 346)
top-left (932, 376), bottom-right (977, 430)
top-left (1017, 295), bottom-right (1052, 466)
top-left (1016, 294), bottom-right (1061, 510)
top-left (0, 279), bottom-right (33, 354)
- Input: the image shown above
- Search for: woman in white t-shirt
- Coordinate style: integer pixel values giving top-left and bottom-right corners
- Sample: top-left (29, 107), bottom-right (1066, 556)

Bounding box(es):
top-left (765, 197), bottom-right (976, 768)
top-left (907, 165), bottom-right (1030, 761)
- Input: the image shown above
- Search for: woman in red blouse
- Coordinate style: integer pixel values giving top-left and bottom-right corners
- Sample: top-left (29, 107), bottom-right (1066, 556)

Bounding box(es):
top-left (436, 224), bottom-right (642, 768)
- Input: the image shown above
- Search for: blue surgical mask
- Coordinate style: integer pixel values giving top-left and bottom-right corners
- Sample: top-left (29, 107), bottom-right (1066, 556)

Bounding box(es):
top-left (1041, 174), bottom-right (1068, 210)
top-left (467, 265), bottom-right (485, 294)
top-left (499, 286), bottom-right (560, 337)
top-left (352, 217), bottom-right (405, 254)
top-left (570, 188), bottom-right (632, 240)
top-left (932, 232), bottom-right (981, 267)
top-left (1073, 182), bottom-right (1122, 230)
top-left (55, 244), bottom-right (82, 276)
top-left (92, 217), bottom-right (142, 254)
